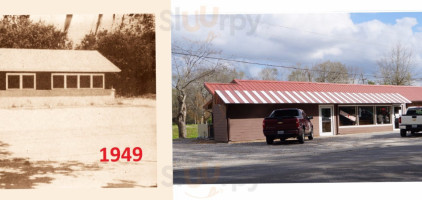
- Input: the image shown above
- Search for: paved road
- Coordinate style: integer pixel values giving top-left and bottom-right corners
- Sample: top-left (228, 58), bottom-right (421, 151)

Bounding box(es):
top-left (173, 131), bottom-right (422, 184)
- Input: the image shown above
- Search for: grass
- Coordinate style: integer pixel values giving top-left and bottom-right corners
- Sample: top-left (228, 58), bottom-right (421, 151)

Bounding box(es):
top-left (172, 124), bottom-right (198, 139)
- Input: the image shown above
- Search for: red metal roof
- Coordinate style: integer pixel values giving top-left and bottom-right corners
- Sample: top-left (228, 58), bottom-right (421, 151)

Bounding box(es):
top-left (204, 79), bottom-right (419, 104)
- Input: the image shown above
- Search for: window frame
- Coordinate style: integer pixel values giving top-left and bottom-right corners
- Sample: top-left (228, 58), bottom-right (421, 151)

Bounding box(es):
top-left (375, 106), bottom-right (392, 125)
top-left (338, 105), bottom-right (357, 126)
top-left (358, 106), bottom-right (375, 126)
top-left (338, 105), bottom-right (393, 128)
top-left (6, 73), bottom-right (36, 90)
top-left (51, 73), bottom-right (104, 89)
top-left (52, 74), bottom-right (66, 89)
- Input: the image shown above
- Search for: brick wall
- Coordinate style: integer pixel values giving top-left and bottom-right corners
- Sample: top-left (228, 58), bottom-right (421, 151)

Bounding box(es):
top-left (339, 124), bottom-right (393, 134)
top-left (226, 104), bottom-right (319, 142)
top-left (212, 104), bottom-right (228, 142)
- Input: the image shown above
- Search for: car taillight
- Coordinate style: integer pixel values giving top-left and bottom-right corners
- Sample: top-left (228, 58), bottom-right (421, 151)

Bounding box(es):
top-left (296, 118), bottom-right (300, 128)
top-left (262, 120), bottom-right (266, 129)
top-left (399, 117), bottom-right (401, 124)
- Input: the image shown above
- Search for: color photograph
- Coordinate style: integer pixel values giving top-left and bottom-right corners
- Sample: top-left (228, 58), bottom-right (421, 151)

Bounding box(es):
top-left (172, 12), bottom-right (422, 184)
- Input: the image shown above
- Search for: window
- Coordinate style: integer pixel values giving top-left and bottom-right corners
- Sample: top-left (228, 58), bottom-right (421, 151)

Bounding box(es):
top-left (52, 75), bottom-right (65, 88)
top-left (92, 75), bottom-right (103, 88)
top-left (80, 75), bottom-right (91, 88)
top-left (22, 75), bottom-right (35, 89)
top-left (339, 106), bottom-right (357, 126)
top-left (7, 75), bottom-right (20, 89)
top-left (376, 106), bottom-right (391, 124)
top-left (271, 109), bottom-right (299, 117)
top-left (406, 107), bottom-right (422, 115)
top-left (66, 75), bottom-right (78, 88)
top-left (358, 106), bottom-right (374, 125)
top-left (6, 73), bottom-right (35, 89)
top-left (51, 73), bottom-right (105, 89)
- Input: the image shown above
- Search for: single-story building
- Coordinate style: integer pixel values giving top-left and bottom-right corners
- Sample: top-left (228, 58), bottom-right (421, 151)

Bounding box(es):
top-left (204, 79), bottom-right (422, 142)
top-left (0, 48), bottom-right (121, 107)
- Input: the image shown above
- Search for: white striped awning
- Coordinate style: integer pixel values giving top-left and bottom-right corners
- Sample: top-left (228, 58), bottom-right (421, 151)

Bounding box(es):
top-left (214, 90), bottom-right (411, 104)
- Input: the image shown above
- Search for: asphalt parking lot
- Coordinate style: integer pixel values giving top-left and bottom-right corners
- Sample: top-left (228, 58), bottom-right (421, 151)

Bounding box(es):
top-left (173, 131), bottom-right (422, 184)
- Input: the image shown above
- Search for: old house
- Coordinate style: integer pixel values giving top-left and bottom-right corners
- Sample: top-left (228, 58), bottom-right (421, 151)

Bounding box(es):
top-left (0, 48), bottom-right (121, 106)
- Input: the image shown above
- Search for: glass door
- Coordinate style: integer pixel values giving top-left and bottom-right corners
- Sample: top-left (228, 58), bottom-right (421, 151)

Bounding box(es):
top-left (320, 106), bottom-right (334, 136)
top-left (394, 106), bottom-right (401, 129)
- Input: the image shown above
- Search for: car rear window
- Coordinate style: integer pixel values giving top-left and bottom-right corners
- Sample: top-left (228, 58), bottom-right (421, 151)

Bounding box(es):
top-left (271, 110), bottom-right (300, 118)
top-left (407, 108), bottom-right (422, 115)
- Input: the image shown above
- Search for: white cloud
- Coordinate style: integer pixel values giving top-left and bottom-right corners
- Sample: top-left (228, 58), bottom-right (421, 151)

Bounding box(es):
top-left (172, 13), bottom-right (422, 81)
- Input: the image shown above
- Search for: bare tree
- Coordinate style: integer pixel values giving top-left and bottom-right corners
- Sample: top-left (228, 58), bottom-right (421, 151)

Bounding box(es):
top-left (288, 63), bottom-right (313, 82)
top-left (185, 66), bottom-right (245, 124)
top-left (312, 61), bottom-right (349, 83)
top-left (258, 67), bottom-right (279, 80)
top-left (347, 66), bottom-right (362, 84)
top-left (172, 37), bottom-right (222, 138)
top-left (377, 43), bottom-right (415, 85)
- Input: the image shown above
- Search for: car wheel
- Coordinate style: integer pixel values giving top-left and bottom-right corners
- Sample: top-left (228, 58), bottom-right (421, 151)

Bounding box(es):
top-left (266, 137), bottom-right (274, 145)
top-left (400, 129), bottom-right (407, 137)
top-left (298, 129), bottom-right (305, 144)
top-left (308, 128), bottom-right (314, 140)
top-left (411, 131), bottom-right (416, 135)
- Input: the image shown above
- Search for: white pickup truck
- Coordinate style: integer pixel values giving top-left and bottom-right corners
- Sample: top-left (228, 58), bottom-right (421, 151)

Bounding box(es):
top-left (399, 106), bottom-right (422, 137)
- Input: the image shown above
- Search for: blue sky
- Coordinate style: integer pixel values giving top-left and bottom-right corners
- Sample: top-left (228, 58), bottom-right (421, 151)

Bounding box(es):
top-left (172, 13), bottom-right (422, 84)
top-left (351, 12), bottom-right (422, 32)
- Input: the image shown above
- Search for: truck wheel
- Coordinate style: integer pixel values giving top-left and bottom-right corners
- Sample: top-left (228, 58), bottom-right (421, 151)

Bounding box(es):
top-left (308, 128), bottom-right (314, 140)
top-left (400, 129), bottom-right (407, 137)
top-left (298, 129), bottom-right (305, 144)
top-left (266, 137), bottom-right (274, 145)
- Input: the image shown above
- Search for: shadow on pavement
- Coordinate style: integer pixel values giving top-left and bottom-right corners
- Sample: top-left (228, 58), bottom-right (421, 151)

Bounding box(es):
top-left (0, 141), bottom-right (11, 156)
top-left (102, 180), bottom-right (157, 188)
top-left (0, 140), bottom-right (102, 189)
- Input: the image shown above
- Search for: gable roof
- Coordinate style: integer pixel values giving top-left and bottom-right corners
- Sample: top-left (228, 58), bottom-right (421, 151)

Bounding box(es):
top-left (204, 79), bottom-right (420, 104)
top-left (0, 48), bottom-right (121, 72)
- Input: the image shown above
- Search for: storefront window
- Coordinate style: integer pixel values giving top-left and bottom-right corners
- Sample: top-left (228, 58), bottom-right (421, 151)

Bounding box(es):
top-left (339, 106), bottom-right (357, 126)
top-left (376, 106), bottom-right (391, 124)
top-left (358, 106), bottom-right (374, 125)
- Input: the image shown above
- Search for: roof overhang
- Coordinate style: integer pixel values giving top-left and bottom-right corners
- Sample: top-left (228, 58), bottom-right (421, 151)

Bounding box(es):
top-left (214, 89), bottom-right (411, 104)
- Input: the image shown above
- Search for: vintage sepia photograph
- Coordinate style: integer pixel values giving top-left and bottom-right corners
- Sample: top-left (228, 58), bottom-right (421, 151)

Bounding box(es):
top-left (172, 12), bottom-right (422, 185)
top-left (0, 14), bottom-right (156, 188)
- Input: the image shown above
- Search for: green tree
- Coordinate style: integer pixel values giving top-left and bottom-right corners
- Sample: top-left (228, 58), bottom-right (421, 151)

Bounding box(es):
top-left (77, 14), bottom-right (155, 96)
top-left (0, 15), bottom-right (72, 49)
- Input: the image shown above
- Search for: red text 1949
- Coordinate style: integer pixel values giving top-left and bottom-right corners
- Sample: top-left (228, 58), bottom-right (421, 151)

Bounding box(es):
top-left (100, 147), bottom-right (143, 162)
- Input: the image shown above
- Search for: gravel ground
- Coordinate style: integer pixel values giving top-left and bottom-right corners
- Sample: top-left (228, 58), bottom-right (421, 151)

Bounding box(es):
top-left (0, 104), bottom-right (156, 189)
top-left (173, 131), bottom-right (422, 183)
